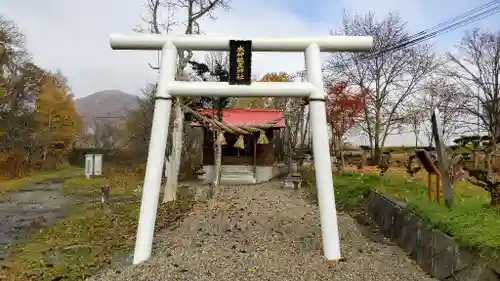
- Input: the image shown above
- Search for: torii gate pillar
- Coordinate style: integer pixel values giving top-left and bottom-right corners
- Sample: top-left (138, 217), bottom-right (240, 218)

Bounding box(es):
top-left (109, 34), bottom-right (373, 265)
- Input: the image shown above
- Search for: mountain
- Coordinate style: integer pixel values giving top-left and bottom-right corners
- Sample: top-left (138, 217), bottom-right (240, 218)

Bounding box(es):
top-left (75, 90), bottom-right (139, 120)
top-left (74, 90), bottom-right (140, 148)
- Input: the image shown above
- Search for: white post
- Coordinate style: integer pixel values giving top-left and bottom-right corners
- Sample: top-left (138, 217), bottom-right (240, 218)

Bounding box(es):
top-left (84, 154), bottom-right (93, 179)
top-left (93, 154), bottom-right (103, 176)
top-left (133, 41), bottom-right (177, 265)
top-left (305, 43), bottom-right (341, 261)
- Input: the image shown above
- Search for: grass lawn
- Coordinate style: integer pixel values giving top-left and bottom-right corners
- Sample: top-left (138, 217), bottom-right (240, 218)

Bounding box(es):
top-left (0, 169), bottom-right (196, 281)
top-left (301, 167), bottom-right (374, 208)
top-left (0, 166), bottom-right (83, 194)
top-left (301, 166), bottom-right (500, 258)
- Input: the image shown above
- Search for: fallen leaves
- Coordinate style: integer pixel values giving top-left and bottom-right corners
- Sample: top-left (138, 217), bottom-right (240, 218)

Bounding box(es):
top-left (0, 174), bottom-right (196, 281)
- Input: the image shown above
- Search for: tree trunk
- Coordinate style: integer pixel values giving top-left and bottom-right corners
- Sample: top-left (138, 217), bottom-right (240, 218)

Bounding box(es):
top-left (297, 109), bottom-right (310, 167)
top-left (296, 105), bottom-right (305, 149)
top-left (330, 135), bottom-right (336, 153)
top-left (42, 110), bottom-right (53, 162)
top-left (339, 140), bottom-right (345, 172)
top-left (373, 143), bottom-right (382, 165)
top-left (363, 107), bottom-right (375, 161)
top-left (209, 105), bottom-right (224, 207)
top-left (373, 109), bottom-right (382, 165)
top-left (329, 122), bottom-right (336, 153)
top-left (163, 98), bottom-right (184, 202)
top-left (283, 117), bottom-right (293, 175)
top-left (164, 157), bottom-right (169, 177)
top-left (300, 107), bottom-right (310, 147)
top-left (487, 138), bottom-right (497, 177)
top-left (42, 148), bottom-right (48, 162)
top-left (472, 150), bottom-right (478, 169)
top-left (172, 100), bottom-right (184, 194)
top-left (212, 139), bottom-right (222, 195)
top-left (368, 135), bottom-right (374, 160)
top-left (490, 184), bottom-right (500, 206)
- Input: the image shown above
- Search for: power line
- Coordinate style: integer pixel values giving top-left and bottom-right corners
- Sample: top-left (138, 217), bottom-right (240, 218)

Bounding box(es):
top-left (372, 4), bottom-right (500, 57)
top-left (400, 0), bottom-right (500, 44)
top-left (364, 3), bottom-right (500, 59)
top-left (361, 0), bottom-right (500, 60)
top-left (364, 4), bottom-right (500, 59)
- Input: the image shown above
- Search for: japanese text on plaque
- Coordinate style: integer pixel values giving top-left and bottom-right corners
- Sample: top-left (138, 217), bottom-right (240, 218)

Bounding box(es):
top-left (236, 46), bottom-right (245, 80)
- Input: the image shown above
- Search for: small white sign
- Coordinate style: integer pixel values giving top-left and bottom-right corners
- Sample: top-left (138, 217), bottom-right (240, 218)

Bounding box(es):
top-left (85, 154), bottom-right (94, 178)
top-left (94, 154), bottom-right (103, 176)
top-left (84, 153), bottom-right (104, 178)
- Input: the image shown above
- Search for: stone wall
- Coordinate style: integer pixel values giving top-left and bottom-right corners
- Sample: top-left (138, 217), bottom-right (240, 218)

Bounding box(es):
top-left (365, 190), bottom-right (500, 281)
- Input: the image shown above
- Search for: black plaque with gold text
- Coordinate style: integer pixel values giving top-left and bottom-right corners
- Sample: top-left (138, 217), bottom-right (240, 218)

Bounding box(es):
top-left (229, 40), bottom-right (252, 85)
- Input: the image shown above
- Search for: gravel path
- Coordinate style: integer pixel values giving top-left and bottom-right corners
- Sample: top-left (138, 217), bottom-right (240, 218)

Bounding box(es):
top-left (90, 181), bottom-right (436, 281)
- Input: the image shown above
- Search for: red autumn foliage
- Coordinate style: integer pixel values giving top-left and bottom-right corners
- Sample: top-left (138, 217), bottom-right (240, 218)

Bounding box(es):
top-left (326, 82), bottom-right (366, 138)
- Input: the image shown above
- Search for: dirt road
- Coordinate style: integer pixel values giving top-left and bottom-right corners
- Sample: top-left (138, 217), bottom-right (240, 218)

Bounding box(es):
top-left (0, 179), bottom-right (70, 260)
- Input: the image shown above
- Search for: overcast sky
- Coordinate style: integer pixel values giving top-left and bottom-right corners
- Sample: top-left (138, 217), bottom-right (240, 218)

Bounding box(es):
top-left (2, 0), bottom-right (499, 145)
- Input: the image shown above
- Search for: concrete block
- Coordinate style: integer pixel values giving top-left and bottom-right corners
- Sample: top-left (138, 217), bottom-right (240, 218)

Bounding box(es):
top-left (365, 191), bottom-right (500, 281)
top-left (431, 247), bottom-right (456, 279)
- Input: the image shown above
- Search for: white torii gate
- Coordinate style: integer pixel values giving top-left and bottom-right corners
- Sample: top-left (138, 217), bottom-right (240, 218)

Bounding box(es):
top-left (109, 34), bottom-right (373, 265)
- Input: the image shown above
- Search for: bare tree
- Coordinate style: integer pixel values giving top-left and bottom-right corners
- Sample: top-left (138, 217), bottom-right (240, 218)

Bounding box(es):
top-left (204, 51), bottom-right (229, 71)
top-left (271, 98), bottom-right (305, 173)
top-left (124, 84), bottom-right (156, 161)
top-left (421, 78), bottom-right (464, 145)
top-left (446, 28), bottom-right (500, 179)
top-left (137, 0), bottom-right (231, 203)
top-left (325, 12), bottom-right (437, 164)
top-left (0, 16), bottom-right (29, 78)
top-left (137, 0), bottom-right (231, 72)
top-left (253, 72), bottom-right (307, 172)
top-left (92, 120), bottom-right (123, 149)
top-left (405, 106), bottom-right (425, 147)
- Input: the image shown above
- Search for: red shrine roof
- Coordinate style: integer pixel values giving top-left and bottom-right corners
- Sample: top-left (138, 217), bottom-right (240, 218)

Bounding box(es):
top-left (191, 108), bottom-right (286, 128)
